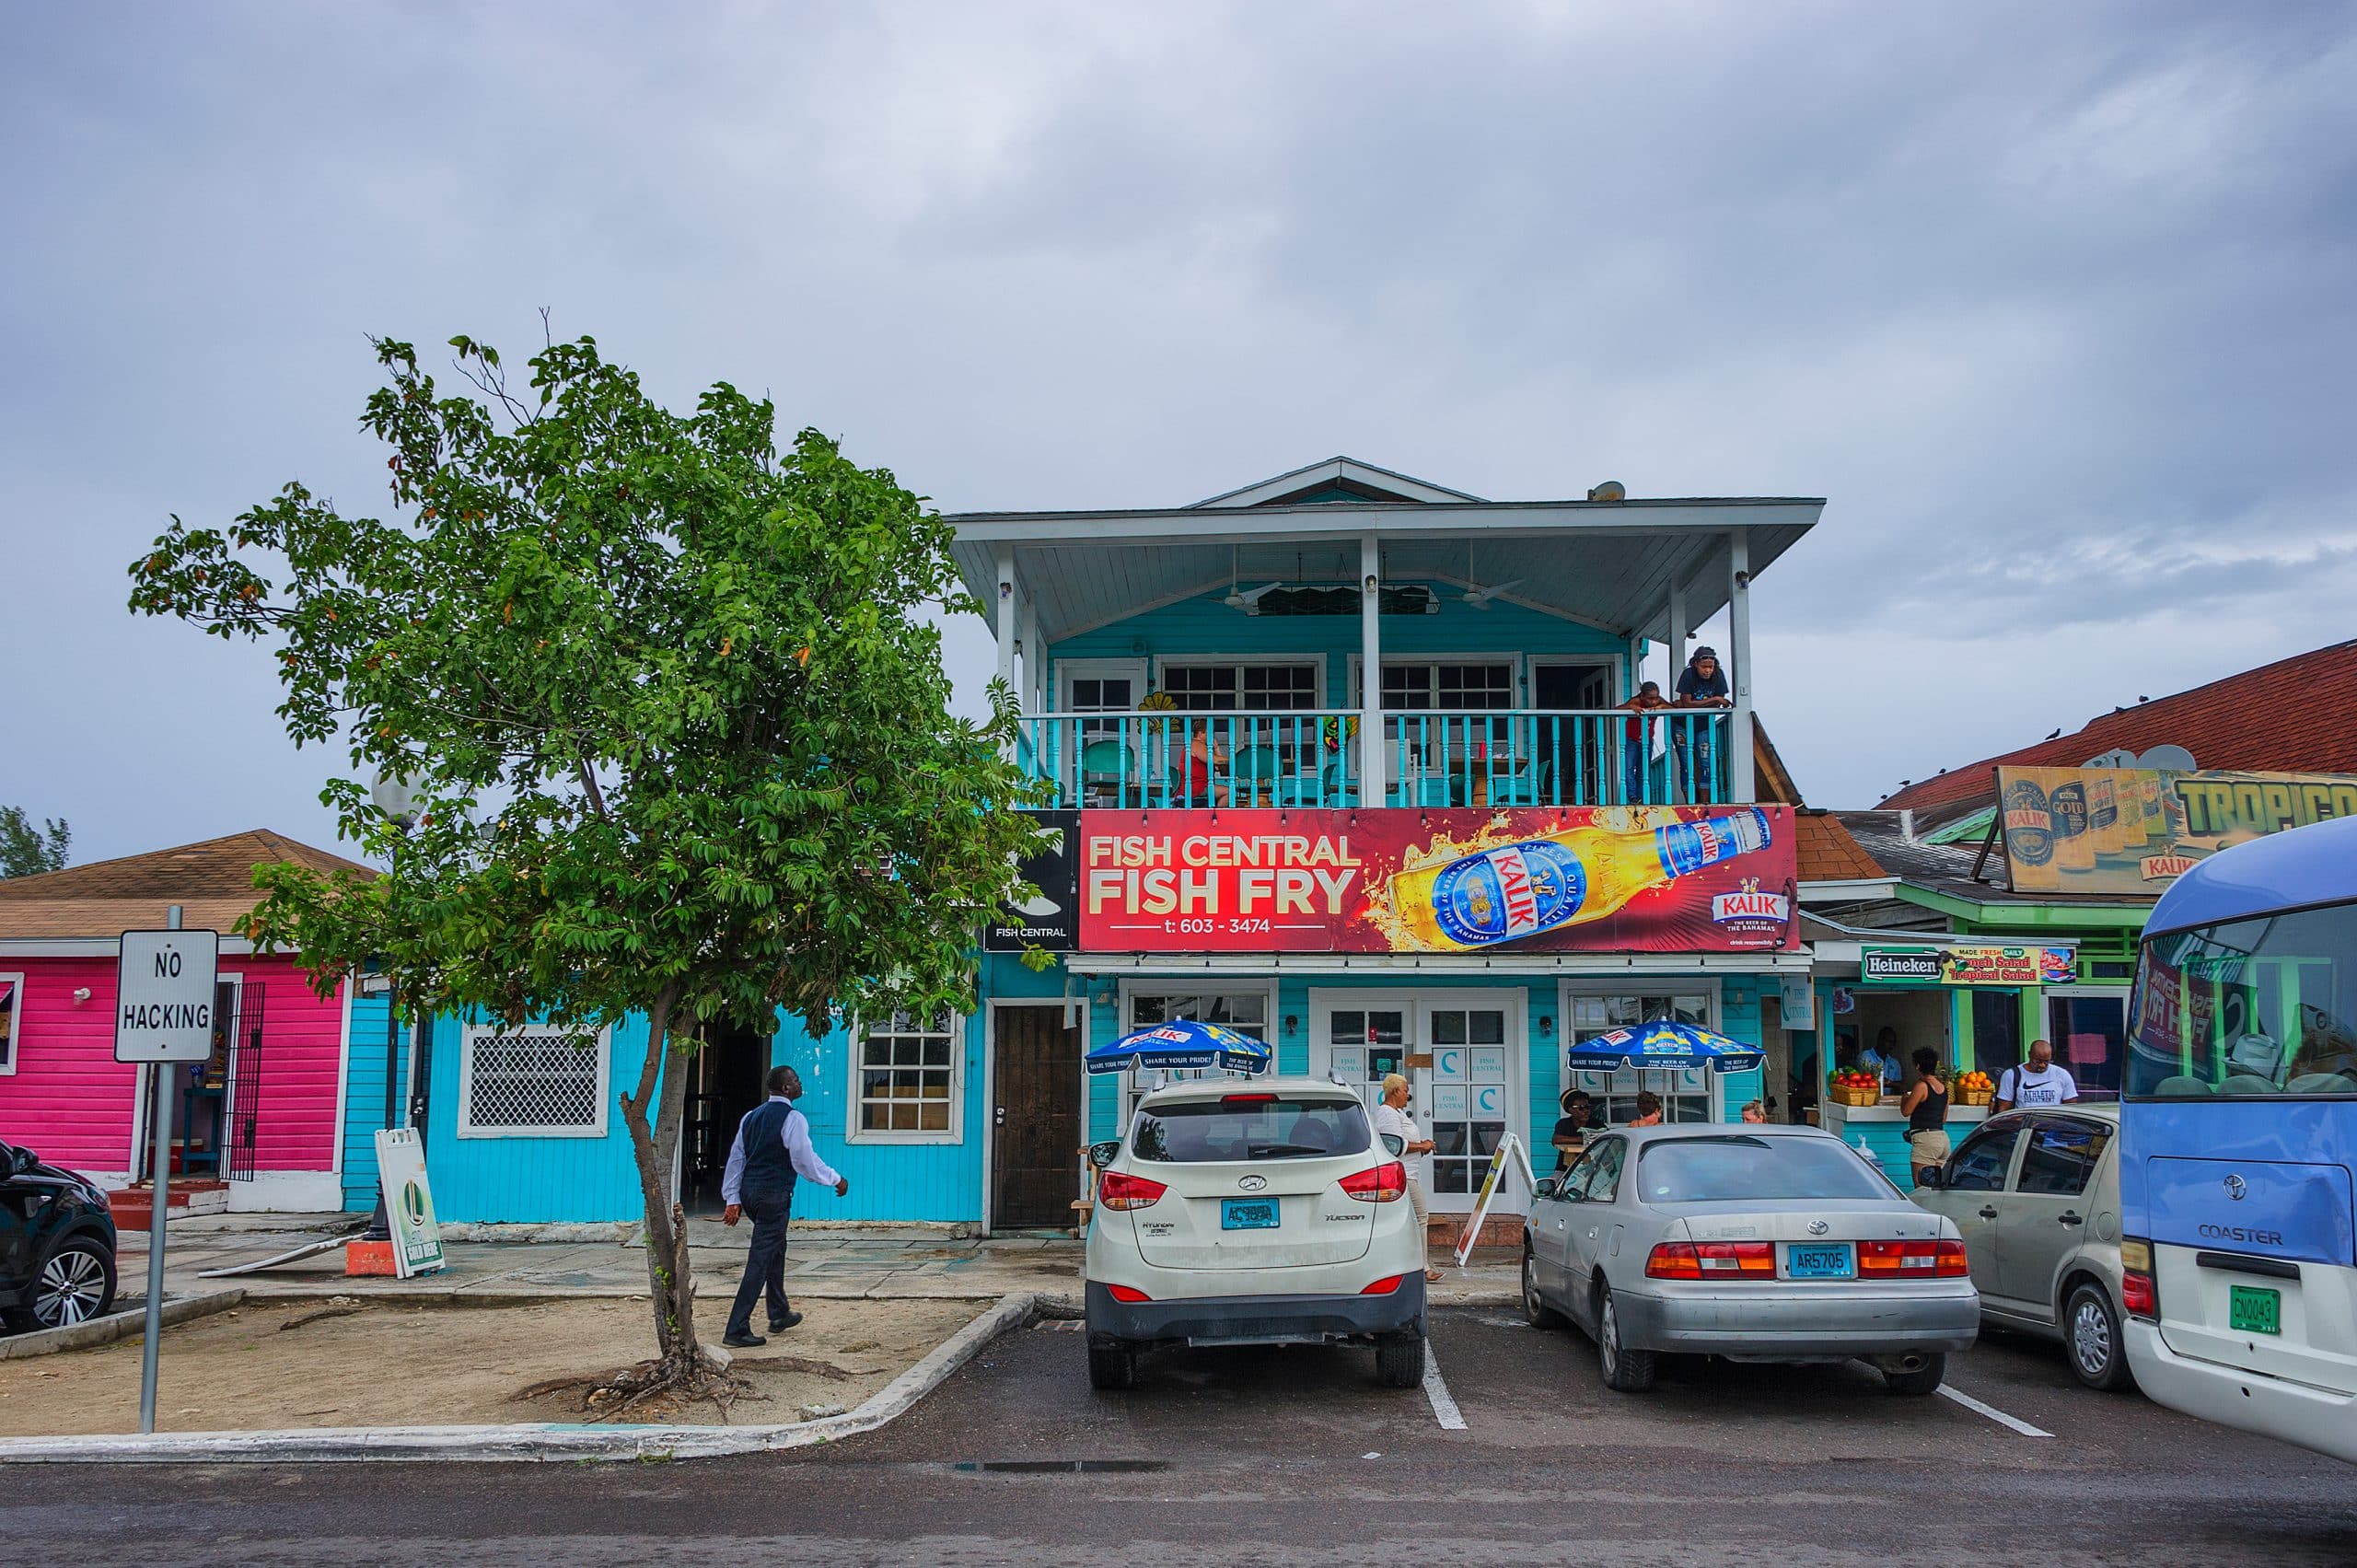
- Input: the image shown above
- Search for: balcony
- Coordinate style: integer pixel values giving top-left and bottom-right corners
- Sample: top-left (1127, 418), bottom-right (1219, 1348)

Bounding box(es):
top-left (1015, 708), bottom-right (1737, 810)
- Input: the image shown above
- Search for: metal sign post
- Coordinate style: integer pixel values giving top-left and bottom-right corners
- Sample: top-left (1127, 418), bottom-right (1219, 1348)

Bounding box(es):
top-left (114, 916), bottom-right (219, 1435)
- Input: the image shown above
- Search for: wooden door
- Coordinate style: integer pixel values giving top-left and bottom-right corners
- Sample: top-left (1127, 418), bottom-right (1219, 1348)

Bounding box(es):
top-left (991, 1005), bottom-right (1082, 1231)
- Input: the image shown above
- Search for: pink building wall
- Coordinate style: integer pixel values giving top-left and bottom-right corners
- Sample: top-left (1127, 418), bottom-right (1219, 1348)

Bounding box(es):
top-left (0, 953), bottom-right (346, 1181)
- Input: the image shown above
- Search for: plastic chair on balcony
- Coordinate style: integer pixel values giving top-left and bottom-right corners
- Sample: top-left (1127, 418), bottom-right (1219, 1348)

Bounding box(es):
top-left (1078, 738), bottom-right (1132, 807)
top-left (1230, 745), bottom-right (1283, 807)
top-left (1280, 760), bottom-right (1357, 807)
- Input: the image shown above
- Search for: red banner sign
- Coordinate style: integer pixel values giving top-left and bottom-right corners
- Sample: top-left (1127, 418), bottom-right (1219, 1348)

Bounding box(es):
top-left (1076, 806), bottom-right (1798, 954)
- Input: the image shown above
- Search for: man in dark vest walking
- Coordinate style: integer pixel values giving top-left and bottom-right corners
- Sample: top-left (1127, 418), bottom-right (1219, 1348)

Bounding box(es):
top-left (720, 1063), bottom-right (849, 1348)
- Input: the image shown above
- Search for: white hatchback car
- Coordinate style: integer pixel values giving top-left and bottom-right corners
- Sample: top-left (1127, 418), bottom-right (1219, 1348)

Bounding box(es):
top-left (1083, 1076), bottom-right (1428, 1390)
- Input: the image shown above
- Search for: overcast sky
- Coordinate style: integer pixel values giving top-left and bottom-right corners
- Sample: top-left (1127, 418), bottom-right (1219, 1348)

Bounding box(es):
top-left (6, 3), bottom-right (2354, 865)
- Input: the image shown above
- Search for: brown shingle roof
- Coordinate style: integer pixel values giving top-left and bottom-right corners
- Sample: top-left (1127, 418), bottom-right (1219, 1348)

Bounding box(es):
top-left (1877, 638), bottom-right (2357, 814)
top-left (1794, 812), bottom-right (1887, 883)
top-left (0, 830), bottom-right (375, 940)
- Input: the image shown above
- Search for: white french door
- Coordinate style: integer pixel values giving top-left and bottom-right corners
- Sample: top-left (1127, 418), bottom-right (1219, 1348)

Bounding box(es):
top-left (1309, 989), bottom-right (1527, 1214)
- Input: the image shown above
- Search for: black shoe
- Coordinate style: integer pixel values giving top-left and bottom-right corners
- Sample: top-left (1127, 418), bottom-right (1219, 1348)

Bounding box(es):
top-left (722, 1331), bottom-right (766, 1349)
top-left (768, 1311), bottom-right (803, 1332)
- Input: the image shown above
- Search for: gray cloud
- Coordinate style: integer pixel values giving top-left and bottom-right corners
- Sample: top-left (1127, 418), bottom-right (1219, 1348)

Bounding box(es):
top-left (4, 2), bottom-right (2354, 859)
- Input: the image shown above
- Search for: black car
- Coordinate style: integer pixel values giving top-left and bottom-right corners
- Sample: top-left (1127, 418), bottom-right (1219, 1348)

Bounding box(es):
top-left (0, 1140), bottom-right (118, 1331)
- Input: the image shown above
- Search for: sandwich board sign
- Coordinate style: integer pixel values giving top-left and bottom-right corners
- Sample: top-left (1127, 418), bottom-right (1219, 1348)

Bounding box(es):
top-left (115, 930), bottom-right (220, 1063)
top-left (374, 1127), bottom-right (446, 1277)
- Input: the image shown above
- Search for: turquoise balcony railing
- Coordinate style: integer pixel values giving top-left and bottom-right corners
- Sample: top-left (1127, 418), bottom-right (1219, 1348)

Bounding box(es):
top-left (1013, 709), bottom-right (1734, 809)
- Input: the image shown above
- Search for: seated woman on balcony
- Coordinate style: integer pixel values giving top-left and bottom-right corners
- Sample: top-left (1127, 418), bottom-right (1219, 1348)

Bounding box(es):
top-left (1180, 722), bottom-right (1228, 807)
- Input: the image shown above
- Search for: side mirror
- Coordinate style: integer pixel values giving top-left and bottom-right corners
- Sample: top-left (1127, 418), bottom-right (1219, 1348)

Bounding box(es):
top-left (1086, 1140), bottom-right (1120, 1169)
top-left (1535, 1176), bottom-right (1562, 1200)
top-left (1380, 1132), bottom-right (1405, 1158)
top-left (1915, 1166), bottom-right (1945, 1190)
top-left (7, 1145), bottom-right (34, 1177)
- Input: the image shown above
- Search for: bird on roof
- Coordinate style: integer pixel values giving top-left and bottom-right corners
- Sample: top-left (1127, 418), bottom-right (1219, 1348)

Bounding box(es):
top-left (2046, 727), bottom-right (2061, 739)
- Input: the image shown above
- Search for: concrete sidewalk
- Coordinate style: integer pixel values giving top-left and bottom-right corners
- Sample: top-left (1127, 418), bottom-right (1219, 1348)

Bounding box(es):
top-left (120, 1214), bottom-right (1522, 1306)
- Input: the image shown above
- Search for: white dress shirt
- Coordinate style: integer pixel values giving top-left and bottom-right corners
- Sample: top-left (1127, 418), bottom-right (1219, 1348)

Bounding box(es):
top-left (721, 1095), bottom-right (842, 1205)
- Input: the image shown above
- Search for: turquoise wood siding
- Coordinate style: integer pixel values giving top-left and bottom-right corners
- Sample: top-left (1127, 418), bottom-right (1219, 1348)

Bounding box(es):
top-left (1048, 587), bottom-right (1631, 707)
top-left (423, 1012), bottom-right (656, 1224)
top-left (338, 993), bottom-right (412, 1211)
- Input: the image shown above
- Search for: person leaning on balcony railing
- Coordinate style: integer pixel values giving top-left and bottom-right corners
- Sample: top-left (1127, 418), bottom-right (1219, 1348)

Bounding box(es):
top-left (1672, 646), bottom-right (1733, 800)
top-left (1619, 680), bottom-right (1671, 803)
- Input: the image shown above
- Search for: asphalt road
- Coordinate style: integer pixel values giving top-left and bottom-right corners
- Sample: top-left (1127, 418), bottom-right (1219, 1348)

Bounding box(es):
top-left (4, 1310), bottom-right (2352, 1566)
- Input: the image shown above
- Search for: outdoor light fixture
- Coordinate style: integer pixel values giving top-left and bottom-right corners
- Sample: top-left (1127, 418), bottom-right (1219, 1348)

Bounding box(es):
top-left (1363, 573), bottom-right (1378, 593)
top-left (72, 987), bottom-right (92, 1005)
top-left (1284, 1015), bottom-right (1299, 1035)
top-left (1537, 1016), bottom-right (1554, 1037)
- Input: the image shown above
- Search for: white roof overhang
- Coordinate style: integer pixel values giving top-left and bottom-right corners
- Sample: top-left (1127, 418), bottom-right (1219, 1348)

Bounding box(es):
top-left (949, 498), bottom-right (1821, 645)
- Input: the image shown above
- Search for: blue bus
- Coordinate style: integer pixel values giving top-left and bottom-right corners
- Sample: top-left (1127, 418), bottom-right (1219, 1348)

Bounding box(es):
top-left (2121, 814), bottom-right (2357, 1463)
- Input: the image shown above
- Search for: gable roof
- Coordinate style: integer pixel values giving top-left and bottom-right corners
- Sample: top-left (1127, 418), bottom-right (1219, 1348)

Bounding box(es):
top-left (1876, 638), bottom-right (2357, 814)
top-left (0, 830), bottom-right (375, 941)
top-left (1191, 457), bottom-right (1486, 509)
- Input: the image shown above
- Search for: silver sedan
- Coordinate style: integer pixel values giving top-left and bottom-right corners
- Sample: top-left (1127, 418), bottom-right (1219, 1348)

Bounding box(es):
top-left (1522, 1124), bottom-right (1980, 1395)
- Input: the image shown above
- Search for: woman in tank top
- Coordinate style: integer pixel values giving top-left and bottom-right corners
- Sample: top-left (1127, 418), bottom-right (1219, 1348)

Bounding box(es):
top-left (1899, 1047), bottom-right (1950, 1185)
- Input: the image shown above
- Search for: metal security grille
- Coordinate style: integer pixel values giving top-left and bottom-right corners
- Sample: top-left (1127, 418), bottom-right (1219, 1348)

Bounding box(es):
top-left (461, 1028), bottom-right (606, 1134)
top-left (226, 981), bottom-right (264, 1181)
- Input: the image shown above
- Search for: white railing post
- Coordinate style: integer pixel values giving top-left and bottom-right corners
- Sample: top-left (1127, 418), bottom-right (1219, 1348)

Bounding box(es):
top-left (1728, 529), bottom-right (1754, 802)
top-left (995, 550), bottom-right (1017, 762)
top-left (1359, 532), bottom-right (1385, 807)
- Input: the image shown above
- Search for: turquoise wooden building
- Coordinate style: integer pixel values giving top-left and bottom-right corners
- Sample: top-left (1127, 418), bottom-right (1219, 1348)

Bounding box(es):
top-left (352, 459), bottom-right (1824, 1237)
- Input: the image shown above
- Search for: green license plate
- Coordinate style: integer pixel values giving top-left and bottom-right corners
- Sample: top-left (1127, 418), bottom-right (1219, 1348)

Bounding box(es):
top-left (2230, 1283), bottom-right (2282, 1335)
top-left (1222, 1198), bottom-right (1279, 1230)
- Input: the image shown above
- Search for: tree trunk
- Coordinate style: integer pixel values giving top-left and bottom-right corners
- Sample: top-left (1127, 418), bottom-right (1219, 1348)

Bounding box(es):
top-left (618, 981), bottom-right (706, 1376)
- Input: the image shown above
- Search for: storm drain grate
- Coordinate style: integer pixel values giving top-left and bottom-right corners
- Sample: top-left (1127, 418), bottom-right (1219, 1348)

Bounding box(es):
top-left (955, 1459), bottom-right (1169, 1474)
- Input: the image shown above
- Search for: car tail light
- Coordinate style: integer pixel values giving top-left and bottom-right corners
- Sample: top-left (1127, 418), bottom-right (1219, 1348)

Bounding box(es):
top-left (1340, 1160), bottom-right (1408, 1203)
top-left (1106, 1284), bottom-right (1152, 1303)
top-left (1360, 1273), bottom-right (1408, 1295)
top-left (1097, 1170), bottom-right (1167, 1211)
top-left (1222, 1093), bottom-right (1278, 1104)
top-left (1645, 1242), bottom-right (1774, 1279)
top-left (1859, 1239), bottom-right (1969, 1278)
top-left (2121, 1237), bottom-right (2157, 1320)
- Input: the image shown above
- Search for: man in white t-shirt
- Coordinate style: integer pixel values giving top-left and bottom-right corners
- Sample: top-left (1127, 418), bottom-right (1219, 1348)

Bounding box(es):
top-left (1994, 1038), bottom-right (2080, 1111)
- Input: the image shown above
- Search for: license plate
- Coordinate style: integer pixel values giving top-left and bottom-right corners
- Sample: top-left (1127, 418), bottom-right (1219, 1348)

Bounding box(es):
top-left (1222, 1198), bottom-right (1280, 1230)
top-left (1785, 1243), bottom-right (1855, 1280)
top-left (2230, 1283), bottom-right (2282, 1335)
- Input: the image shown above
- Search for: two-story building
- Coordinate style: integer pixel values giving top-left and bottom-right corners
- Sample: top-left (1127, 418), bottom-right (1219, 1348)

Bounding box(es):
top-left (394, 459), bottom-right (1824, 1246)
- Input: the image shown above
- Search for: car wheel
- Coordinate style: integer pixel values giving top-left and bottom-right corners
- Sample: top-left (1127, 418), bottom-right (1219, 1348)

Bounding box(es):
top-left (1596, 1286), bottom-right (1656, 1392)
top-left (16, 1237), bottom-right (116, 1332)
top-left (1376, 1333), bottom-right (1426, 1388)
top-left (1522, 1249), bottom-right (1565, 1330)
top-left (1086, 1338), bottom-right (1137, 1391)
top-left (1880, 1353), bottom-right (1947, 1397)
top-left (2065, 1283), bottom-right (2134, 1393)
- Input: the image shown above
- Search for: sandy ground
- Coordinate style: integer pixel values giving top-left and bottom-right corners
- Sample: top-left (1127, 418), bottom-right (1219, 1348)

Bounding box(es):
top-left (0, 1295), bottom-right (988, 1435)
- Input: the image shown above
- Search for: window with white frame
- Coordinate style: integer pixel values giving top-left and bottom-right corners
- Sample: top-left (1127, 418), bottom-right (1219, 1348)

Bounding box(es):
top-left (1159, 663), bottom-right (1318, 710)
top-left (0, 973), bottom-right (20, 1075)
top-left (1121, 988), bottom-right (1275, 1108)
top-left (1563, 989), bottom-right (1717, 1125)
top-left (458, 1025), bottom-right (610, 1137)
top-left (1380, 662), bottom-right (1515, 710)
top-left (853, 1010), bottom-right (962, 1141)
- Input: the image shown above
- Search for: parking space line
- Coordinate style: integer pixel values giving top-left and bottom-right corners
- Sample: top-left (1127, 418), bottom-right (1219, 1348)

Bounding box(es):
top-left (1937, 1384), bottom-right (2052, 1438)
top-left (1422, 1346), bottom-right (1468, 1431)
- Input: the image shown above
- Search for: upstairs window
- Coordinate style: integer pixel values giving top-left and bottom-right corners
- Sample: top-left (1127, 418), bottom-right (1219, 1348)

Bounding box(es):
top-left (1160, 663), bottom-right (1318, 710)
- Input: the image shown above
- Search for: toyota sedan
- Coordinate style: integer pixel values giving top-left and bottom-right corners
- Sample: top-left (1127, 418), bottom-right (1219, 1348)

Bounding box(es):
top-left (1522, 1124), bottom-right (1979, 1394)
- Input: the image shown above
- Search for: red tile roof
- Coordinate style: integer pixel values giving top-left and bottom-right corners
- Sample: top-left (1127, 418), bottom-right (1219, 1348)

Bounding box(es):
top-left (1876, 639), bottom-right (2357, 813)
top-left (0, 830), bottom-right (375, 940)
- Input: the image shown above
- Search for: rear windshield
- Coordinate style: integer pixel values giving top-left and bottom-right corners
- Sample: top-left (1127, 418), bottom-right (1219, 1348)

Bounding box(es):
top-left (1637, 1135), bottom-right (1896, 1203)
top-left (1131, 1098), bottom-right (1373, 1163)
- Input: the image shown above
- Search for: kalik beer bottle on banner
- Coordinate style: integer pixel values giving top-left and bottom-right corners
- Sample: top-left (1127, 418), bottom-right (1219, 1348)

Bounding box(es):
top-left (2087, 772), bottom-right (2122, 855)
top-left (2049, 779), bottom-right (2096, 871)
top-left (2003, 777), bottom-right (2054, 868)
top-left (1386, 808), bottom-right (1774, 951)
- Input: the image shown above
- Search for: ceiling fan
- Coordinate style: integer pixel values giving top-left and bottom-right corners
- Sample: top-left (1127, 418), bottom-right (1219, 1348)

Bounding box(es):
top-left (1224, 548), bottom-right (1284, 613)
top-left (1460, 542), bottom-right (1520, 610)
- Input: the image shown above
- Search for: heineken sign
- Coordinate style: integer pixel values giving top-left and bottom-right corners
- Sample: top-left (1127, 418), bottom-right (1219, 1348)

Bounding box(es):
top-left (1861, 945), bottom-right (2075, 987)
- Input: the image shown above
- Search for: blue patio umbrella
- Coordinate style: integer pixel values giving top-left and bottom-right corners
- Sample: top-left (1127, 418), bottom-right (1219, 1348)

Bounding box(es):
top-left (1086, 1018), bottom-right (1273, 1076)
top-left (1565, 1018), bottom-right (1765, 1074)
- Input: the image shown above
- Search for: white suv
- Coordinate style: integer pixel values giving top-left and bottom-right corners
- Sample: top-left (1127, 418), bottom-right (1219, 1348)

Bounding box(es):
top-left (1083, 1076), bottom-right (1428, 1390)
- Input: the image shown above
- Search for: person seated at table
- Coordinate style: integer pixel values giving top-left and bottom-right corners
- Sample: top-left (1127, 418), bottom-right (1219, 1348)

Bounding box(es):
top-left (1550, 1089), bottom-right (1606, 1169)
top-left (1627, 1090), bottom-right (1665, 1128)
top-left (1179, 722), bottom-right (1227, 807)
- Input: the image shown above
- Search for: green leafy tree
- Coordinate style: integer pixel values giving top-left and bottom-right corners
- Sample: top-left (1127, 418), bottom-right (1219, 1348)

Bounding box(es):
top-left (0, 807), bottom-right (70, 878)
top-left (129, 331), bottom-right (1045, 1388)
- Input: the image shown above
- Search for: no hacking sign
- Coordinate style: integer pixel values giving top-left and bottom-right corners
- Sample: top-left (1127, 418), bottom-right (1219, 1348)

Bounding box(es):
top-left (115, 930), bottom-right (220, 1063)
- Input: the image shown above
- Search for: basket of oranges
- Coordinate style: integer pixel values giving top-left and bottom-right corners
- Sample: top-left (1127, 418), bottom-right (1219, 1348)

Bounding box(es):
top-left (1827, 1069), bottom-right (1883, 1107)
top-left (1952, 1070), bottom-right (1995, 1107)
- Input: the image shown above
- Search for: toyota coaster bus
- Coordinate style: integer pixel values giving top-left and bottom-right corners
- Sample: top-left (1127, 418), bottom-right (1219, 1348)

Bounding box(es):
top-left (2121, 813), bottom-right (2357, 1463)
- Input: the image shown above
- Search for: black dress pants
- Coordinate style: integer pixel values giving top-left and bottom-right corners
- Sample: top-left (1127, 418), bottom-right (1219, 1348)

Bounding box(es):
top-left (726, 1191), bottom-right (794, 1336)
